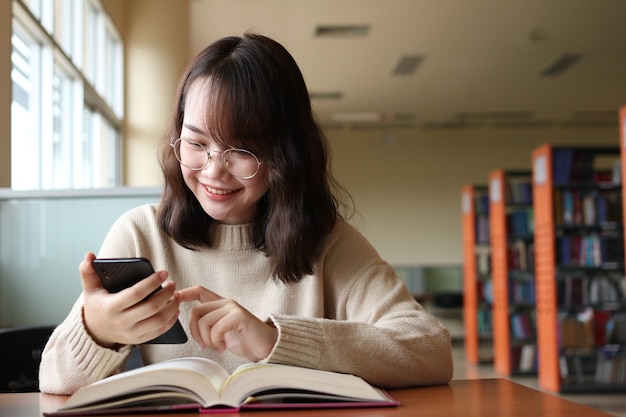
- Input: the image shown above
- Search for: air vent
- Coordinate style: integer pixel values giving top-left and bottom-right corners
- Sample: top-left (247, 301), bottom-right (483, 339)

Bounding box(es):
top-left (319, 122), bottom-right (346, 131)
top-left (540, 53), bottom-right (582, 77)
top-left (309, 91), bottom-right (343, 100)
top-left (562, 110), bottom-right (618, 126)
top-left (492, 119), bottom-right (554, 128)
top-left (561, 119), bottom-right (618, 127)
top-left (455, 111), bottom-right (534, 121)
top-left (350, 122), bottom-right (417, 131)
top-left (569, 110), bottom-right (618, 121)
top-left (392, 55), bottom-right (424, 76)
top-left (422, 120), bottom-right (483, 129)
top-left (314, 25), bottom-right (370, 38)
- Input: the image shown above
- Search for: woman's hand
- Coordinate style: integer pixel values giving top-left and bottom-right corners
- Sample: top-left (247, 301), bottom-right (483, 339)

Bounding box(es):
top-left (80, 252), bottom-right (181, 348)
top-left (178, 286), bottom-right (278, 361)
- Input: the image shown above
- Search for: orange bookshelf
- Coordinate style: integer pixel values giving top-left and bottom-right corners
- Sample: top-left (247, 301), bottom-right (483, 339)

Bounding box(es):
top-left (532, 143), bottom-right (625, 393)
top-left (489, 169), bottom-right (536, 376)
top-left (462, 185), bottom-right (492, 364)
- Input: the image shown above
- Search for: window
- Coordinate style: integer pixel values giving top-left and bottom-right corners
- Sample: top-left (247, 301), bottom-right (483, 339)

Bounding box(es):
top-left (11, 0), bottom-right (123, 190)
top-left (11, 18), bottom-right (42, 190)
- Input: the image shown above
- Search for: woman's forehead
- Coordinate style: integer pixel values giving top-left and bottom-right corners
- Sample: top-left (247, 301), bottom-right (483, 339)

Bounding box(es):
top-left (184, 78), bottom-right (212, 111)
top-left (183, 78), bottom-right (220, 133)
top-left (182, 76), bottom-right (269, 153)
top-left (182, 86), bottom-right (209, 129)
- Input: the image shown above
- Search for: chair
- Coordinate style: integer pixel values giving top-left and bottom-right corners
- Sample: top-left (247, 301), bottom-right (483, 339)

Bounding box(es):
top-left (0, 325), bottom-right (55, 392)
top-left (125, 345), bottom-right (144, 370)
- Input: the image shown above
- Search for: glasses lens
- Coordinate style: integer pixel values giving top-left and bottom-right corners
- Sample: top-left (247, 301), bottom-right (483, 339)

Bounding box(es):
top-left (223, 149), bottom-right (260, 179)
top-left (174, 138), bottom-right (208, 170)
top-left (172, 139), bottom-right (261, 178)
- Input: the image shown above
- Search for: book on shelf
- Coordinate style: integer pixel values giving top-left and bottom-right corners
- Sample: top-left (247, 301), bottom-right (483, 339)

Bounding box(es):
top-left (568, 275), bottom-right (588, 306)
top-left (507, 239), bottom-right (535, 271)
top-left (557, 188), bottom-right (622, 227)
top-left (482, 280), bottom-right (494, 304)
top-left (557, 235), bottom-right (623, 267)
top-left (519, 344), bottom-right (538, 372)
top-left (506, 208), bottom-right (534, 236)
top-left (475, 215), bottom-right (490, 244)
top-left (509, 278), bottom-right (536, 305)
top-left (593, 310), bottom-right (612, 346)
top-left (475, 192), bottom-right (490, 216)
top-left (508, 239), bottom-right (527, 270)
top-left (559, 308), bottom-right (595, 348)
top-left (505, 179), bottom-right (533, 205)
top-left (588, 275), bottom-right (624, 304)
top-left (475, 246), bottom-right (491, 275)
top-left (595, 344), bottom-right (626, 384)
top-left (509, 344), bottom-right (537, 373)
top-left (552, 149), bottom-right (618, 186)
top-left (552, 148), bottom-right (575, 185)
top-left (45, 357), bottom-right (398, 416)
top-left (510, 311), bottom-right (536, 340)
top-left (607, 313), bottom-right (626, 345)
top-left (559, 347), bottom-right (596, 385)
top-left (477, 307), bottom-right (493, 333)
top-left (599, 188), bottom-right (623, 223)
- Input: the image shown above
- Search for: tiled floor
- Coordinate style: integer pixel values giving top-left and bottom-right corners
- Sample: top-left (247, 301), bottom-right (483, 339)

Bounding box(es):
top-left (451, 343), bottom-right (626, 417)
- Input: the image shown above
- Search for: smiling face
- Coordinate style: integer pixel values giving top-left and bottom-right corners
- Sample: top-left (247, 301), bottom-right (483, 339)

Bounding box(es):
top-left (179, 80), bottom-right (269, 225)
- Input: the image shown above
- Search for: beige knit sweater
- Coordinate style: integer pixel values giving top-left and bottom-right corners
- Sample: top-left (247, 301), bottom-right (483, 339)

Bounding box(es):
top-left (39, 204), bottom-right (453, 394)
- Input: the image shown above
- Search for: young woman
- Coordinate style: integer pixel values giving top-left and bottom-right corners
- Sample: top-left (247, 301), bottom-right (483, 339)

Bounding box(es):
top-left (39, 32), bottom-right (453, 395)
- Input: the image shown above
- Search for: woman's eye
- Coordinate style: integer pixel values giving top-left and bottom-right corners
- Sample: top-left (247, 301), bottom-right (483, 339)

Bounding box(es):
top-left (186, 140), bottom-right (205, 150)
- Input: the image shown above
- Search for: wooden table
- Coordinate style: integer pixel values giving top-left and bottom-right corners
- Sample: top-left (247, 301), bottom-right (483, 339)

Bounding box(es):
top-left (0, 378), bottom-right (614, 417)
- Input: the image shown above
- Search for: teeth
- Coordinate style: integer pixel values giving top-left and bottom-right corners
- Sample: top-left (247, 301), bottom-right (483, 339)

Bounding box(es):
top-left (206, 185), bottom-right (234, 195)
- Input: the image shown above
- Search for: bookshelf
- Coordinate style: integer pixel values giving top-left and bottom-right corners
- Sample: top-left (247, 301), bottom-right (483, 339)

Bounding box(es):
top-left (532, 144), bottom-right (626, 393)
top-left (489, 169), bottom-right (536, 376)
top-left (461, 185), bottom-right (493, 364)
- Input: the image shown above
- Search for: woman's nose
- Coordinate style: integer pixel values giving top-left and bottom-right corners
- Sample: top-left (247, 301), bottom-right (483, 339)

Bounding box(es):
top-left (201, 151), bottom-right (229, 177)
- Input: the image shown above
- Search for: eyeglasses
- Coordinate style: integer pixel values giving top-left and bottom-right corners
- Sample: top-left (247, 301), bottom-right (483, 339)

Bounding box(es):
top-left (170, 138), bottom-right (263, 179)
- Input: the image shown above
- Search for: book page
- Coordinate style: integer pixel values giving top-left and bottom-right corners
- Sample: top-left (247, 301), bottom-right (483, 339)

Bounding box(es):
top-left (221, 363), bottom-right (392, 405)
top-left (60, 357), bottom-right (231, 410)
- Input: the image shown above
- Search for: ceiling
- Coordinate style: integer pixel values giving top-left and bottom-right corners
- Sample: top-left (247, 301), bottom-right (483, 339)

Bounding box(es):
top-left (189, 0), bottom-right (626, 132)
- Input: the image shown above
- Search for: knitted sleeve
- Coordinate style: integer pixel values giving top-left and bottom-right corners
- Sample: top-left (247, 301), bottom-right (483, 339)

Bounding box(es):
top-left (263, 220), bottom-right (453, 388)
top-left (38, 296), bottom-right (133, 394)
top-left (37, 206), bottom-right (156, 394)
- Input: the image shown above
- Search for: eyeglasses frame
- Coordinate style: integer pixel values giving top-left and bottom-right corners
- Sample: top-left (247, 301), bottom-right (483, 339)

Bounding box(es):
top-left (170, 137), bottom-right (263, 180)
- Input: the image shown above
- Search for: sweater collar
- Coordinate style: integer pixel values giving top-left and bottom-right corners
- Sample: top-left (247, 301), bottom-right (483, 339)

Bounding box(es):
top-left (209, 222), bottom-right (255, 249)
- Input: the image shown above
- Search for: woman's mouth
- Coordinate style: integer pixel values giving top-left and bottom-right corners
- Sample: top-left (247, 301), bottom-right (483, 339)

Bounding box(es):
top-left (205, 185), bottom-right (236, 195)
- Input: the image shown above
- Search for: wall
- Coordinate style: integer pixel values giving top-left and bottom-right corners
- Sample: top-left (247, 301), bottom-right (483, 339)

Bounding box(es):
top-left (0, 188), bottom-right (162, 327)
top-left (118, 0), bottom-right (190, 187)
top-left (328, 125), bottom-right (619, 265)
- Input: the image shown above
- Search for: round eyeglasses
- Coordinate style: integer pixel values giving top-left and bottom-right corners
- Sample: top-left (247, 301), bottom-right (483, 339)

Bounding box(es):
top-left (170, 138), bottom-right (263, 180)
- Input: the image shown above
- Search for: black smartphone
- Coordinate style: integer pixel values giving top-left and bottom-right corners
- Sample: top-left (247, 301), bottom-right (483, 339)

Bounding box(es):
top-left (92, 257), bottom-right (187, 344)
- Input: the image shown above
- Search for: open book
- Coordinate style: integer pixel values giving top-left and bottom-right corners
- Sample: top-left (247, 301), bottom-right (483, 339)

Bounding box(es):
top-left (45, 357), bottom-right (398, 415)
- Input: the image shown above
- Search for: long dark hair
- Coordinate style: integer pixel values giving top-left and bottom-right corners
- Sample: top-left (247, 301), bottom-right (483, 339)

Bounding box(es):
top-left (158, 32), bottom-right (351, 283)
